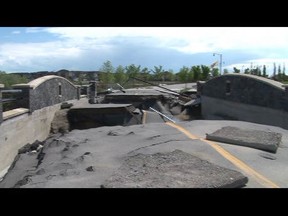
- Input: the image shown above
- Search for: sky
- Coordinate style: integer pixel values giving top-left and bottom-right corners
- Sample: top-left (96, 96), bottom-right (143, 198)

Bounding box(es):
top-left (1, 27), bottom-right (288, 75)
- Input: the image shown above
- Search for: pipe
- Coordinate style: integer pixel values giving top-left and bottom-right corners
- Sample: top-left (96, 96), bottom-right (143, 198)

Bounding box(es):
top-left (149, 107), bottom-right (176, 123)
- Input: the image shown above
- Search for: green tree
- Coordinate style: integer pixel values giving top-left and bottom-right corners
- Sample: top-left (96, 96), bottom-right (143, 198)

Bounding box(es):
top-left (211, 68), bottom-right (220, 77)
top-left (0, 71), bottom-right (28, 88)
top-left (191, 65), bottom-right (201, 81)
top-left (151, 65), bottom-right (165, 81)
top-left (201, 65), bottom-right (211, 80)
top-left (139, 67), bottom-right (151, 81)
top-left (273, 62), bottom-right (276, 80)
top-left (163, 70), bottom-right (175, 82)
top-left (125, 64), bottom-right (141, 87)
top-left (278, 64), bottom-right (282, 81)
top-left (177, 66), bottom-right (190, 82)
top-left (244, 68), bottom-right (250, 74)
top-left (114, 65), bottom-right (127, 84)
top-left (233, 67), bottom-right (240, 73)
top-left (125, 64), bottom-right (141, 78)
top-left (99, 60), bottom-right (115, 84)
top-left (263, 65), bottom-right (267, 77)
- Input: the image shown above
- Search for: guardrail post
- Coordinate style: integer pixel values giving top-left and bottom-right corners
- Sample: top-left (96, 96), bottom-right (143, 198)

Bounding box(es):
top-left (88, 81), bottom-right (97, 104)
top-left (0, 84), bottom-right (4, 124)
top-left (12, 85), bottom-right (31, 112)
top-left (75, 85), bottom-right (81, 100)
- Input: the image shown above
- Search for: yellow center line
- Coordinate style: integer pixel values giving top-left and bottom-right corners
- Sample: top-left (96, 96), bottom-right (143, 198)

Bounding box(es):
top-left (142, 110), bottom-right (147, 124)
top-left (166, 121), bottom-right (280, 188)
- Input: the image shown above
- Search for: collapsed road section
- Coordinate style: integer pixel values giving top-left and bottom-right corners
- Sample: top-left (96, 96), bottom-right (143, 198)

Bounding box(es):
top-left (0, 122), bottom-right (249, 188)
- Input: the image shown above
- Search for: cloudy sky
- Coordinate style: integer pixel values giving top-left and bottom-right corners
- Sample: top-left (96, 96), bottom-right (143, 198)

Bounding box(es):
top-left (1, 27), bottom-right (288, 75)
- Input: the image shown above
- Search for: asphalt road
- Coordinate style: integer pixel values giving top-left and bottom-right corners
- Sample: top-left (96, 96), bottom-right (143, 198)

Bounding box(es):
top-left (169, 120), bottom-right (288, 188)
top-left (1, 119), bottom-right (286, 188)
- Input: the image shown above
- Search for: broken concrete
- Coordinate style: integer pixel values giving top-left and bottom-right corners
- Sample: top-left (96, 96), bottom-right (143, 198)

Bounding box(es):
top-left (206, 126), bottom-right (282, 153)
top-left (68, 104), bottom-right (141, 130)
top-left (50, 109), bottom-right (70, 134)
top-left (102, 150), bottom-right (248, 188)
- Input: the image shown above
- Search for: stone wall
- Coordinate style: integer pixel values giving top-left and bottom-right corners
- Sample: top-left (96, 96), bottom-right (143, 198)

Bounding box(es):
top-left (0, 84), bottom-right (3, 124)
top-left (202, 73), bottom-right (287, 111)
top-left (0, 99), bottom-right (78, 176)
top-left (13, 75), bottom-right (78, 112)
top-left (201, 74), bottom-right (288, 129)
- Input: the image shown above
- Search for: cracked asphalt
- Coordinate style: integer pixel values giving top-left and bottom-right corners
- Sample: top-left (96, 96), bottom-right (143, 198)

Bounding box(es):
top-left (1, 119), bottom-right (287, 188)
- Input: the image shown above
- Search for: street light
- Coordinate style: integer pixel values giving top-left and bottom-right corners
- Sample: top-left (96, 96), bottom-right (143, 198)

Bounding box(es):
top-left (213, 53), bottom-right (223, 75)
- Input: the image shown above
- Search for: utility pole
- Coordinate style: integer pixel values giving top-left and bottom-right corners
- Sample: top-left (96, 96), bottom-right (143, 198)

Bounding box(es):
top-left (213, 53), bottom-right (223, 75)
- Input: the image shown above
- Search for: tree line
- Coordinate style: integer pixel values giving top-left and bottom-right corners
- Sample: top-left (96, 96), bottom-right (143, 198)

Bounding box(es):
top-left (229, 63), bottom-right (288, 82)
top-left (3, 60), bottom-right (287, 89)
top-left (0, 71), bottom-right (28, 88)
top-left (98, 60), bottom-right (220, 86)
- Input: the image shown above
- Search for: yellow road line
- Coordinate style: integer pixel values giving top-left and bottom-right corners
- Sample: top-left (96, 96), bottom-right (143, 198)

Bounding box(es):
top-left (142, 110), bottom-right (147, 124)
top-left (166, 121), bottom-right (280, 188)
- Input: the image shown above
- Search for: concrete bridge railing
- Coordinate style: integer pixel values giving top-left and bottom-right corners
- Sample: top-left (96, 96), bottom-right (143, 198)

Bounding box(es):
top-left (201, 73), bottom-right (288, 129)
top-left (0, 75), bottom-right (81, 175)
top-left (12, 75), bottom-right (80, 113)
top-left (0, 84), bottom-right (4, 124)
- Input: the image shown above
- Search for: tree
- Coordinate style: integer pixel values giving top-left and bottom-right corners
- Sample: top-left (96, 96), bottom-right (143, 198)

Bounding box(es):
top-left (191, 65), bottom-right (201, 81)
top-left (125, 64), bottom-right (141, 87)
top-left (201, 65), bottom-right (210, 80)
top-left (114, 65), bottom-right (127, 84)
top-left (163, 70), bottom-right (175, 82)
top-left (263, 65), bottom-right (267, 77)
top-left (125, 64), bottom-right (141, 78)
top-left (177, 66), bottom-right (190, 82)
top-left (277, 64), bottom-right (282, 81)
top-left (223, 69), bottom-right (229, 74)
top-left (0, 71), bottom-right (28, 88)
top-left (151, 65), bottom-right (165, 81)
top-left (244, 68), bottom-right (250, 74)
top-left (139, 67), bottom-right (151, 81)
top-left (99, 60), bottom-right (115, 84)
top-left (233, 67), bottom-right (240, 73)
top-left (273, 62), bottom-right (276, 80)
top-left (211, 68), bottom-right (220, 77)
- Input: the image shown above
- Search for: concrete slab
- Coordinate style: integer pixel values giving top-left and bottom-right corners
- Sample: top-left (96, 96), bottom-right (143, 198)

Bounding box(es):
top-left (206, 126), bottom-right (282, 153)
top-left (102, 149), bottom-right (248, 188)
top-left (3, 108), bottom-right (29, 120)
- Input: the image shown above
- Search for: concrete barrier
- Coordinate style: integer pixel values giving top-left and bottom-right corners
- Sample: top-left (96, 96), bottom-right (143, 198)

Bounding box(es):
top-left (202, 95), bottom-right (288, 130)
top-left (13, 75), bottom-right (78, 112)
top-left (0, 99), bottom-right (78, 175)
top-left (0, 84), bottom-right (4, 124)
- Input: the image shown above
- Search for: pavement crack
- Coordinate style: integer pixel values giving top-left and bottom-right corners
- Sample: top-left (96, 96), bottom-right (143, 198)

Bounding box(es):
top-left (127, 139), bottom-right (185, 155)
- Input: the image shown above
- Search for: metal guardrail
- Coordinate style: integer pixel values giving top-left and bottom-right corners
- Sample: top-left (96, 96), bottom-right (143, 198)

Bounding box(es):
top-left (1, 90), bottom-right (22, 93)
top-left (2, 98), bottom-right (17, 104)
top-left (1, 89), bottom-right (23, 111)
top-left (149, 107), bottom-right (176, 123)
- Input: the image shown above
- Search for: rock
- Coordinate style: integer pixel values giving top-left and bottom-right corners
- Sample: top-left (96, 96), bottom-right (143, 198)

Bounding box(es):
top-left (86, 166), bottom-right (95, 172)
